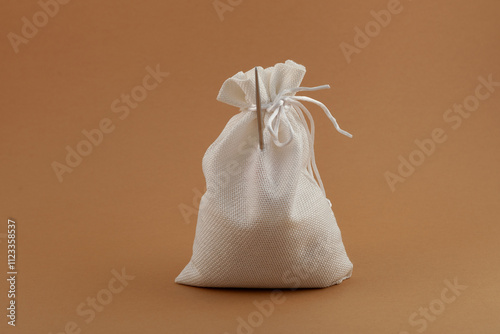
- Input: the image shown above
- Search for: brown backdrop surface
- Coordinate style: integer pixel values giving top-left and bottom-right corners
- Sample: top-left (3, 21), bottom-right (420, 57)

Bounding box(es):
top-left (1, 0), bottom-right (499, 333)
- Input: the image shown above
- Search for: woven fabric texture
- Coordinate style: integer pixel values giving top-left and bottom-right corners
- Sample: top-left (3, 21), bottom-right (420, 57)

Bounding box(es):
top-left (176, 60), bottom-right (353, 288)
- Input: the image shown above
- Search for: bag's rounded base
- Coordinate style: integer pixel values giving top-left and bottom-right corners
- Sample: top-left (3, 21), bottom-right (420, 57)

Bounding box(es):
top-left (175, 263), bottom-right (352, 289)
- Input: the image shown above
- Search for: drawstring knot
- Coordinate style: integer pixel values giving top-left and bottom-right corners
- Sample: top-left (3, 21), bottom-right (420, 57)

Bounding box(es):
top-left (242, 85), bottom-right (352, 201)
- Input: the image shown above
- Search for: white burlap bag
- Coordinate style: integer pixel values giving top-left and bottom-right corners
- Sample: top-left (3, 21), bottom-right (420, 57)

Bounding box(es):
top-left (176, 60), bottom-right (353, 288)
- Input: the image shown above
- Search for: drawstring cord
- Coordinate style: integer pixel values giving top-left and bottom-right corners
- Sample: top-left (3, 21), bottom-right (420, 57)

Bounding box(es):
top-left (242, 85), bottom-right (352, 201)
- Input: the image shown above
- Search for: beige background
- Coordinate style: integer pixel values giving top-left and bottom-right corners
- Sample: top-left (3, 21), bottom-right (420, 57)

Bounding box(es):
top-left (1, 0), bottom-right (499, 333)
